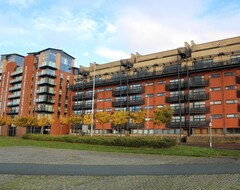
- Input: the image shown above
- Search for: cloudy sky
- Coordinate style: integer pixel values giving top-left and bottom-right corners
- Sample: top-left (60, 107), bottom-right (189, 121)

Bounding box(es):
top-left (0, 0), bottom-right (240, 67)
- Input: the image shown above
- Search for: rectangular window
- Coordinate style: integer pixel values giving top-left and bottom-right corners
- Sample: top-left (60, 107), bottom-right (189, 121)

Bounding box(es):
top-left (106, 87), bottom-right (112, 91)
top-left (210, 73), bottom-right (220, 78)
top-left (226, 114), bottom-right (238, 118)
top-left (97, 109), bottom-right (103, 112)
top-left (157, 92), bottom-right (166, 97)
top-left (157, 80), bottom-right (166, 84)
top-left (97, 99), bottom-right (104, 102)
top-left (115, 107), bottom-right (127, 112)
top-left (145, 94), bottom-right (154, 98)
top-left (116, 96), bottom-right (127, 101)
top-left (130, 84), bottom-right (142, 88)
top-left (129, 106), bottom-right (142, 112)
top-left (106, 108), bottom-right (112, 112)
top-left (106, 98), bottom-right (112, 102)
top-left (212, 114), bottom-right (222, 119)
top-left (224, 72), bottom-right (235, 76)
top-left (145, 105), bottom-right (154, 109)
top-left (97, 89), bottom-right (104, 92)
top-left (210, 87), bottom-right (221, 91)
top-left (210, 101), bottom-right (222, 105)
top-left (145, 82), bottom-right (153, 86)
top-left (225, 85), bottom-right (237, 90)
top-left (157, 105), bottom-right (164, 108)
top-left (116, 86), bottom-right (127, 90)
top-left (226, 100), bottom-right (238, 104)
top-left (130, 95), bottom-right (142, 100)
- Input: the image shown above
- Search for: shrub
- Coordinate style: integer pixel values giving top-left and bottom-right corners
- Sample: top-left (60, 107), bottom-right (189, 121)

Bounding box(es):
top-left (22, 134), bottom-right (176, 148)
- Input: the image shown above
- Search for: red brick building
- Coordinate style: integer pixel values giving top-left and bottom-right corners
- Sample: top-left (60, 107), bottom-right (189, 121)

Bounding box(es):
top-left (70, 36), bottom-right (240, 135)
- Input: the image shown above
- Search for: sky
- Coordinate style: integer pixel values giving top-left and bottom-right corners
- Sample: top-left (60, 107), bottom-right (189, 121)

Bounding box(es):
top-left (0, 0), bottom-right (240, 67)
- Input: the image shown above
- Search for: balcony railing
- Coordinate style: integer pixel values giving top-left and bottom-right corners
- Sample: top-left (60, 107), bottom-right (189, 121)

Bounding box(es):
top-left (165, 82), bottom-right (185, 91)
top-left (72, 93), bottom-right (97, 101)
top-left (7, 101), bottom-right (20, 107)
top-left (9, 85), bottom-right (21, 92)
top-left (186, 93), bottom-right (209, 101)
top-left (36, 106), bottom-right (54, 113)
top-left (165, 95), bottom-right (184, 103)
top-left (166, 122), bottom-right (186, 128)
top-left (6, 109), bottom-right (19, 115)
top-left (38, 71), bottom-right (56, 78)
top-left (36, 89), bottom-right (55, 95)
top-left (10, 77), bottom-right (22, 84)
top-left (39, 61), bottom-right (57, 70)
top-left (187, 80), bottom-right (209, 88)
top-left (72, 104), bottom-right (95, 110)
top-left (186, 107), bottom-right (210, 114)
top-left (112, 99), bottom-right (145, 107)
top-left (187, 121), bottom-right (208, 128)
top-left (112, 87), bottom-right (145, 96)
top-left (172, 108), bottom-right (185, 115)
top-left (8, 93), bottom-right (21, 99)
top-left (36, 98), bottom-right (55, 104)
top-left (112, 123), bottom-right (144, 130)
top-left (11, 68), bottom-right (23, 77)
top-left (37, 79), bottom-right (56, 86)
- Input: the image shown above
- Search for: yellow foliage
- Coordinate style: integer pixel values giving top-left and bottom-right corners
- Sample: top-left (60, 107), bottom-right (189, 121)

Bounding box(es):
top-left (6, 117), bottom-right (14, 126)
top-left (95, 112), bottom-right (111, 125)
top-left (151, 107), bottom-right (173, 126)
top-left (26, 116), bottom-right (38, 127)
top-left (60, 115), bottom-right (69, 125)
top-left (111, 110), bottom-right (129, 125)
top-left (37, 115), bottom-right (48, 127)
top-left (83, 114), bottom-right (92, 125)
top-left (0, 116), bottom-right (5, 126)
top-left (68, 114), bottom-right (82, 126)
top-left (130, 111), bottom-right (146, 125)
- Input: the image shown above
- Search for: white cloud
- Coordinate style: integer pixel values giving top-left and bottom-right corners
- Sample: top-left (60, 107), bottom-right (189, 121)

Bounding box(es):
top-left (95, 47), bottom-right (129, 61)
top-left (8, 0), bottom-right (35, 9)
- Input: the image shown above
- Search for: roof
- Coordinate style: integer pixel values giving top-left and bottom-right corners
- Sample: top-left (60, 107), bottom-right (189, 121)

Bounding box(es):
top-left (1, 53), bottom-right (24, 58)
top-left (28, 48), bottom-right (75, 59)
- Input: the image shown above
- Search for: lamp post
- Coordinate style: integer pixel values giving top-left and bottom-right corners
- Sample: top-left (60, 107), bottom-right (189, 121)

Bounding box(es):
top-left (90, 62), bottom-right (96, 137)
top-left (146, 95), bottom-right (149, 134)
top-left (209, 114), bottom-right (212, 148)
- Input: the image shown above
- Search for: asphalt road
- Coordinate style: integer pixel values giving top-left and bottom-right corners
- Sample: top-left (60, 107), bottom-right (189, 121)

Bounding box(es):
top-left (0, 163), bottom-right (240, 176)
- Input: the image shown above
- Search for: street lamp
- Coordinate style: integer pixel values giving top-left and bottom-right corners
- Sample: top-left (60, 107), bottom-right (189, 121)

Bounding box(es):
top-left (209, 114), bottom-right (213, 148)
top-left (146, 95), bottom-right (150, 134)
top-left (90, 62), bottom-right (96, 137)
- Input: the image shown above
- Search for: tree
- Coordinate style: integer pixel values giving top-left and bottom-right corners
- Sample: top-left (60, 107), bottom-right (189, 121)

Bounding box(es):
top-left (37, 115), bottom-right (48, 134)
top-left (151, 107), bottom-right (173, 137)
top-left (6, 117), bottom-right (14, 127)
top-left (13, 116), bottom-right (28, 128)
top-left (47, 114), bottom-right (55, 134)
top-left (0, 116), bottom-right (5, 126)
top-left (130, 110), bottom-right (146, 131)
top-left (111, 110), bottom-right (129, 134)
top-left (95, 111), bottom-right (111, 135)
top-left (26, 116), bottom-right (38, 133)
top-left (59, 115), bottom-right (68, 135)
top-left (82, 114), bottom-right (92, 125)
top-left (68, 114), bottom-right (82, 134)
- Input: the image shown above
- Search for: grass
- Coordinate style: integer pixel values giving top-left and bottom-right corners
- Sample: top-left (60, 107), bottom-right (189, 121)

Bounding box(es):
top-left (0, 136), bottom-right (240, 158)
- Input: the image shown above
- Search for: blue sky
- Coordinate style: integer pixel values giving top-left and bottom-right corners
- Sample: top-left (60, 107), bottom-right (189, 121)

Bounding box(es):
top-left (0, 0), bottom-right (240, 67)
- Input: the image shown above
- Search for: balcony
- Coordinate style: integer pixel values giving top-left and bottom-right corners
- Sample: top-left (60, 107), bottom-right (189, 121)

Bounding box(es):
top-left (165, 95), bottom-right (184, 103)
top-left (7, 101), bottom-right (20, 107)
top-left (72, 103), bottom-right (95, 110)
top-left (112, 123), bottom-right (144, 130)
top-left (11, 68), bottom-right (23, 77)
top-left (38, 71), bottom-right (56, 78)
top-left (172, 108), bottom-right (185, 115)
top-left (9, 85), bottom-right (21, 92)
top-left (37, 79), bottom-right (56, 86)
top-left (186, 93), bottom-right (209, 101)
top-left (186, 107), bottom-right (210, 114)
top-left (187, 80), bottom-right (209, 88)
top-left (165, 82), bottom-right (185, 91)
top-left (36, 106), bottom-right (54, 113)
top-left (36, 89), bottom-right (55, 95)
top-left (39, 61), bottom-right (57, 70)
top-left (36, 98), bottom-right (55, 104)
top-left (187, 121), bottom-right (208, 128)
top-left (238, 105), bottom-right (240, 112)
top-left (112, 99), bottom-right (145, 107)
top-left (236, 76), bottom-right (240, 84)
top-left (8, 93), bottom-right (21, 99)
top-left (72, 93), bottom-right (97, 101)
top-left (166, 121), bottom-right (186, 128)
top-left (10, 77), bottom-right (22, 84)
top-left (6, 109), bottom-right (19, 115)
top-left (112, 87), bottom-right (145, 96)
top-left (237, 91), bottom-right (240, 98)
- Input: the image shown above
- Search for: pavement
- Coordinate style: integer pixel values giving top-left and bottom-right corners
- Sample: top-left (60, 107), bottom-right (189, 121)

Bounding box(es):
top-left (0, 146), bottom-right (240, 190)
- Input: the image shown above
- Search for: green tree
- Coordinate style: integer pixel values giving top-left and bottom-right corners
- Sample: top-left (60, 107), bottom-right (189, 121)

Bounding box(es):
top-left (95, 111), bottom-right (111, 135)
top-left (111, 110), bottom-right (129, 134)
top-left (152, 107), bottom-right (173, 137)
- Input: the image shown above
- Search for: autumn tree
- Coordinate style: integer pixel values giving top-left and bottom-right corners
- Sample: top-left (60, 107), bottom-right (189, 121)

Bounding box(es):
top-left (37, 115), bottom-right (48, 134)
top-left (95, 111), bottom-right (111, 135)
top-left (13, 116), bottom-right (28, 128)
top-left (6, 117), bottom-right (14, 127)
top-left (68, 114), bottom-right (82, 134)
top-left (26, 116), bottom-right (38, 133)
top-left (82, 114), bottom-right (92, 125)
top-left (0, 116), bottom-right (5, 126)
top-left (59, 115), bottom-right (68, 135)
top-left (151, 106), bottom-right (173, 137)
top-left (111, 110), bottom-right (129, 134)
top-left (130, 110), bottom-right (146, 130)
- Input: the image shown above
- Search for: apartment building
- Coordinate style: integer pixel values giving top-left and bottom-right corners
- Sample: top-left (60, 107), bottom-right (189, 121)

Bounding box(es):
top-left (0, 48), bottom-right (74, 136)
top-left (70, 36), bottom-right (240, 135)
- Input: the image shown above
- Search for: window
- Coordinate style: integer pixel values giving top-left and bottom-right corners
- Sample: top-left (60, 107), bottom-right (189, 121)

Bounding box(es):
top-left (130, 84), bottom-right (142, 88)
top-left (210, 73), bottom-right (220, 78)
top-left (170, 78), bottom-right (184, 84)
top-left (210, 87), bottom-right (221, 91)
top-left (157, 80), bottom-right (166, 84)
top-left (224, 72), bottom-right (235, 76)
top-left (172, 116), bottom-right (185, 122)
top-left (190, 101), bottom-right (205, 108)
top-left (226, 114), bottom-right (238, 118)
top-left (97, 99), bottom-right (104, 102)
top-left (190, 115), bottom-right (206, 122)
top-left (170, 91), bottom-right (184, 97)
top-left (115, 107), bottom-right (127, 111)
top-left (210, 101), bottom-right (221, 105)
top-left (145, 105), bottom-right (154, 109)
top-left (157, 105), bottom-right (164, 108)
top-left (226, 100), bottom-right (238, 104)
top-left (130, 95), bottom-right (142, 100)
top-left (106, 87), bottom-right (112, 91)
top-left (145, 82), bottom-right (153, 86)
top-left (116, 96), bottom-right (127, 101)
top-left (157, 92), bottom-right (166, 97)
top-left (212, 114), bottom-right (222, 119)
top-left (130, 106), bottom-right (142, 112)
top-left (145, 94), bottom-right (154, 98)
top-left (106, 98), bottom-right (112, 102)
top-left (97, 109), bottom-right (103, 112)
top-left (225, 85), bottom-right (237, 90)
top-left (97, 89), bottom-right (104, 92)
top-left (170, 103), bottom-right (184, 109)
top-left (116, 86), bottom-right (127, 90)
top-left (106, 108), bottom-right (112, 112)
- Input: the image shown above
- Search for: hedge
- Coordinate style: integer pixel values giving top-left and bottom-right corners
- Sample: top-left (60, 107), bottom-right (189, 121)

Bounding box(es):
top-left (22, 134), bottom-right (176, 148)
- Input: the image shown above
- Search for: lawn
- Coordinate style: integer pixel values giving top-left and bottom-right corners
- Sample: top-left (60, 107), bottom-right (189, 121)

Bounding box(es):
top-left (0, 136), bottom-right (240, 158)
